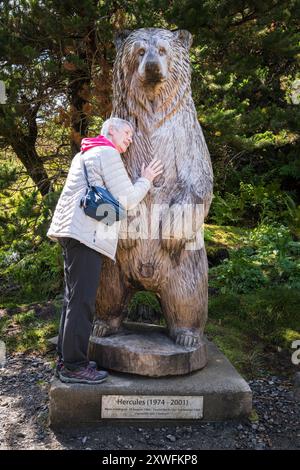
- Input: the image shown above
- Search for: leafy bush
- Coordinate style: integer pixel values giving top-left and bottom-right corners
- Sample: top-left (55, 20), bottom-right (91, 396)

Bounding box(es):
top-left (2, 241), bottom-right (63, 302)
top-left (128, 291), bottom-right (161, 314)
top-left (210, 248), bottom-right (268, 294)
top-left (209, 223), bottom-right (300, 294)
top-left (210, 181), bottom-right (296, 227)
top-left (0, 162), bottom-right (18, 190)
top-left (127, 291), bottom-right (162, 324)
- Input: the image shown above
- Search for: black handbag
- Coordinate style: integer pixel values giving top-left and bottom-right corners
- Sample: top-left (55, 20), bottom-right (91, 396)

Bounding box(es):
top-left (79, 157), bottom-right (126, 226)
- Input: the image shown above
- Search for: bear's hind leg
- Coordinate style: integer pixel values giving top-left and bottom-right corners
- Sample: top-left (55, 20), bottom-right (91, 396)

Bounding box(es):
top-left (93, 257), bottom-right (133, 337)
top-left (159, 249), bottom-right (208, 347)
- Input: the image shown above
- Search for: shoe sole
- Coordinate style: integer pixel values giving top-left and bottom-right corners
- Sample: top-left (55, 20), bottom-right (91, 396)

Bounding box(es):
top-left (58, 373), bottom-right (108, 385)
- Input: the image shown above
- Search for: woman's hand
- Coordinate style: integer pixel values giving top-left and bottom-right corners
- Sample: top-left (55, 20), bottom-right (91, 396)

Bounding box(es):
top-left (141, 158), bottom-right (164, 183)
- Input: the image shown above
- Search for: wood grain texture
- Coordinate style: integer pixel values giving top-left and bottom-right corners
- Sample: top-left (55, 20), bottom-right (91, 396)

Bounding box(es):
top-left (89, 323), bottom-right (208, 376)
top-left (95, 28), bottom-right (213, 348)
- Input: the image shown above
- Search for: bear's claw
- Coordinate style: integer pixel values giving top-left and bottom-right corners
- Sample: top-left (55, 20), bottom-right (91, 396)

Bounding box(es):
top-left (92, 320), bottom-right (122, 338)
top-left (170, 328), bottom-right (202, 348)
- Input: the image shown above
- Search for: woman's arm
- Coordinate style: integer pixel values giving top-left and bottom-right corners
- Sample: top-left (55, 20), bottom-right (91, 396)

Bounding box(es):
top-left (98, 147), bottom-right (151, 210)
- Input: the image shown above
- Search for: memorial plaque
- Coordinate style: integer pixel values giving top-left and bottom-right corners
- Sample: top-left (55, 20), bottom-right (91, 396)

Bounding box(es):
top-left (101, 395), bottom-right (203, 419)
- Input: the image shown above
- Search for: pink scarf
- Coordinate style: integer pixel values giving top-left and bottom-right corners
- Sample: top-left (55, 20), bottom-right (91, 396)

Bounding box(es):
top-left (80, 135), bottom-right (116, 153)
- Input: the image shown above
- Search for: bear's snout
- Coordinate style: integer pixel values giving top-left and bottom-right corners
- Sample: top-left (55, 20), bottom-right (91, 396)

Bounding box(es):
top-left (145, 60), bottom-right (162, 81)
top-left (139, 50), bottom-right (166, 84)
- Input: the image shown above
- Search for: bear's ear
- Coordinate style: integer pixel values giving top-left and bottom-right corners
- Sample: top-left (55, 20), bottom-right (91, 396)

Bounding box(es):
top-left (172, 30), bottom-right (193, 50)
top-left (114, 30), bottom-right (132, 51)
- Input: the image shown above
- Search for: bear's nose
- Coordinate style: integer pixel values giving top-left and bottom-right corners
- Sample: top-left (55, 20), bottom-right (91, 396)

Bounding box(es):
top-left (145, 60), bottom-right (161, 74)
top-left (144, 61), bottom-right (163, 83)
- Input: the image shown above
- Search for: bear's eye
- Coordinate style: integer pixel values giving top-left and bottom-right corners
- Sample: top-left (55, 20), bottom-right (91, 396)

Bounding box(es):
top-left (139, 49), bottom-right (145, 56)
top-left (159, 48), bottom-right (166, 55)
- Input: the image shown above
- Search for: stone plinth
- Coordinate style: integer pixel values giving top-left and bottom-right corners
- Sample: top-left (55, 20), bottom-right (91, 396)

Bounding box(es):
top-left (49, 337), bottom-right (252, 427)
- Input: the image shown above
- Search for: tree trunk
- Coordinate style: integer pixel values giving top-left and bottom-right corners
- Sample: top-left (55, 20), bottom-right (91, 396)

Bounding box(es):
top-left (12, 141), bottom-right (52, 196)
top-left (68, 69), bottom-right (91, 157)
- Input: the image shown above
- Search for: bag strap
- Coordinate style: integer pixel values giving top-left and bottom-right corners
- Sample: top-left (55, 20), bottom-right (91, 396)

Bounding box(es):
top-left (80, 152), bottom-right (91, 188)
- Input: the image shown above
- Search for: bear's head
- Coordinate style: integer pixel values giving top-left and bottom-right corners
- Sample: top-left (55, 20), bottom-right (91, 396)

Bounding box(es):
top-left (113, 28), bottom-right (193, 110)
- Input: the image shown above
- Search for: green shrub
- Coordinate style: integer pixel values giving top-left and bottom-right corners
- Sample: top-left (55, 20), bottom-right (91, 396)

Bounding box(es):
top-left (210, 182), bottom-right (297, 227)
top-left (128, 291), bottom-right (161, 314)
top-left (2, 241), bottom-right (63, 302)
top-left (209, 223), bottom-right (300, 293)
top-left (210, 249), bottom-right (268, 293)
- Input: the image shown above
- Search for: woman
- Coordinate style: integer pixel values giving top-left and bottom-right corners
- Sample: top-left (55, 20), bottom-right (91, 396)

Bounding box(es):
top-left (47, 117), bottom-right (164, 384)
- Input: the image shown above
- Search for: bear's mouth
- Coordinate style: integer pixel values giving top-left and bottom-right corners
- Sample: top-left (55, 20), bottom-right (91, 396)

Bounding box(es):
top-left (143, 74), bottom-right (165, 85)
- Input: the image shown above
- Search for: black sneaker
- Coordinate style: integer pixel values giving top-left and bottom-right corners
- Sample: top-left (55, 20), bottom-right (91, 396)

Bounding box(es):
top-left (58, 365), bottom-right (108, 384)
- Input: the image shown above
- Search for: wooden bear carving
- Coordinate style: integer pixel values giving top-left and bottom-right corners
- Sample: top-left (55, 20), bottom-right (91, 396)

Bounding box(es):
top-left (94, 28), bottom-right (213, 348)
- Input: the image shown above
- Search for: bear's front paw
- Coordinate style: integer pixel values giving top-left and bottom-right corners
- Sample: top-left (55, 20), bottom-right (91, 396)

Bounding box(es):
top-left (92, 320), bottom-right (122, 337)
top-left (170, 327), bottom-right (202, 348)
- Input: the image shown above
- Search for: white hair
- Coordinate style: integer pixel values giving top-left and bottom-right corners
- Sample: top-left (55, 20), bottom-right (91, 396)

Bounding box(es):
top-left (101, 117), bottom-right (134, 138)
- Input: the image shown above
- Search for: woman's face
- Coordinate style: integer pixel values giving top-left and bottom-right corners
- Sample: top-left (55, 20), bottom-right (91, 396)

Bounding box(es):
top-left (109, 124), bottom-right (133, 153)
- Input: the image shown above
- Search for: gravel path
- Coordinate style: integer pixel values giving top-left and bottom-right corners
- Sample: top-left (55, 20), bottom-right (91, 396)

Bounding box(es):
top-left (0, 352), bottom-right (299, 450)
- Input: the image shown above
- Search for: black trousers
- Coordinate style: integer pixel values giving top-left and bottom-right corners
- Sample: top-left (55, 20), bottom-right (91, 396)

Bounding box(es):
top-left (57, 237), bottom-right (103, 370)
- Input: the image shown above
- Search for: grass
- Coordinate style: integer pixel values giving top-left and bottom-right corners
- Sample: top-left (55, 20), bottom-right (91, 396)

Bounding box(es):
top-left (204, 223), bottom-right (247, 249)
top-left (207, 287), bottom-right (300, 378)
top-left (205, 319), bottom-right (267, 378)
top-left (0, 300), bottom-right (61, 354)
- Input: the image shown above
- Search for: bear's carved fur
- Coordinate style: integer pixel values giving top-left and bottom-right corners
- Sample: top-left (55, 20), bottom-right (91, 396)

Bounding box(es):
top-left (94, 28), bottom-right (213, 348)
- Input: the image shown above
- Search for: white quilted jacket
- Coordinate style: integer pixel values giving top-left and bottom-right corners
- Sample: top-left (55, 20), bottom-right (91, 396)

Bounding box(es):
top-left (47, 146), bottom-right (151, 262)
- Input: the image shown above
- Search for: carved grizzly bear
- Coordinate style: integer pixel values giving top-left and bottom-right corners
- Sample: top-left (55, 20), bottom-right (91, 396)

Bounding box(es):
top-left (93, 28), bottom-right (213, 348)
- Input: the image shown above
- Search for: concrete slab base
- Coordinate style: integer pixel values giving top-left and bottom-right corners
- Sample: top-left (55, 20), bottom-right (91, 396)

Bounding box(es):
top-left (49, 339), bottom-right (252, 427)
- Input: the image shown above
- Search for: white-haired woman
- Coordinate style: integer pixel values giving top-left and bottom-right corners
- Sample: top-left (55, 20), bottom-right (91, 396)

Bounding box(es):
top-left (47, 118), bottom-right (163, 384)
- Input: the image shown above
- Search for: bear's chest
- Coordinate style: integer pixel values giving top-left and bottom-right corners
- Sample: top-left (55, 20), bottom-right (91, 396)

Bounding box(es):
top-left (128, 124), bottom-right (194, 172)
